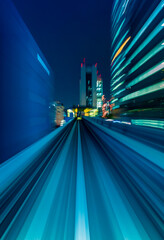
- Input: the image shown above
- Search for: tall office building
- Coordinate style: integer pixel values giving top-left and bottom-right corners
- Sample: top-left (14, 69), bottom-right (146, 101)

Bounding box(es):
top-left (80, 62), bottom-right (97, 108)
top-left (110, 0), bottom-right (164, 119)
top-left (96, 75), bottom-right (103, 109)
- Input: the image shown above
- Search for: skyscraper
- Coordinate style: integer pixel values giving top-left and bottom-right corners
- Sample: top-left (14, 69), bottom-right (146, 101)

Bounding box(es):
top-left (96, 75), bottom-right (103, 109)
top-left (80, 62), bottom-right (97, 108)
top-left (110, 0), bottom-right (164, 119)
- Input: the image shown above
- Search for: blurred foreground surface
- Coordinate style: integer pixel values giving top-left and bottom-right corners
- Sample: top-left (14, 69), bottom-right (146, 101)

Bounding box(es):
top-left (0, 118), bottom-right (163, 240)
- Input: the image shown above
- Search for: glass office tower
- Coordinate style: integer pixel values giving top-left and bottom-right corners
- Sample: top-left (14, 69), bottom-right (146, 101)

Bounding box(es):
top-left (110, 0), bottom-right (164, 120)
top-left (80, 63), bottom-right (97, 108)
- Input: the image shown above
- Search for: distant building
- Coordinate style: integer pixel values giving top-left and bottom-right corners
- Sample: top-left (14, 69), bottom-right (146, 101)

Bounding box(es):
top-left (80, 62), bottom-right (97, 108)
top-left (96, 75), bottom-right (103, 109)
top-left (54, 101), bottom-right (64, 127)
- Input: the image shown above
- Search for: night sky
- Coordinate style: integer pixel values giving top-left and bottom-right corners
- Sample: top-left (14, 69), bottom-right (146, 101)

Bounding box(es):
top-left (12, 0), bottom-right (113, 108)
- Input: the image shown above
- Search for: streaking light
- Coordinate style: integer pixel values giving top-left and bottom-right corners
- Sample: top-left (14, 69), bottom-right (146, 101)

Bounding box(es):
top-left (131, 119), bottom-right (164, 130)
top-left (112, 19), bottom-right (126, 46)
top-left (105, 119), bottom-right (113, 121)
top-left (112, 58), bottom-right (126, 77)
top-left (112, 36), bottom-right (131, 63)
top-left (111, 52), bottom-right (123, 69)
top-left (111, 74), bottom-right (125, 86)
top-left (75, 123), bottom-right (90, 240)
top-left (112, 81), bottom-right (124, 91)
top-left (112, 64), bottom-right (126, 80)
top-left (127, 61), bottom-right (164, 88)
top-left (115, 20), bottom-right (164, 78)
top-left (111, 98), bottom-right (118, 103)
top-left (122, 0), bottom-right (130, 14)
top-left (37, 54), bottom-right (50, 75)
top-left (114, 88), bottom-right (126, 96)
top-left (112, 105), bottom-right (120, 110)
top-left (124, 21), bottom-right (164, 66)
top-left (121, 121), bottom-right (131, 125)
top-left (128, 42), bottom-right (164, 75)
top-left (120, 81), bottom-right (164, 102)
top-left (112, 30), bottom-right (129, 58)
top-left (124, 1), bottom-right (164, 55)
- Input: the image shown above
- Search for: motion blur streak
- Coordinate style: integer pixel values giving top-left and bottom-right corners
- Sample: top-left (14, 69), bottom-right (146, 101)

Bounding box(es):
top-left (0, 118), bottom-right (163, 240)
top-left (111, 36), bottom-right (131, 63)
top-left (74, 122), bottom-right (90, 240)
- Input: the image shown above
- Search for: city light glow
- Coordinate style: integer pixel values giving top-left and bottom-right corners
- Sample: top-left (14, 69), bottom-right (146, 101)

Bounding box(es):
top-left (124, 1), bottom-right (164, 55)
top-left (112, 36), bottom-right (131, 63)
top-left (124, 21), bottom-right (164, 66)
top-left (122, 0), bottom-right (130, 14)
top-left (111, 98), bottom-right (118, 103)
top-left (120, 81), bottom-right (164, 102)
top-left (112, 64), bottom-right (126, 79)
top-left (112, 57), bottom-right (126, 77)
top-left (112, 30), bottom-right (129, 59)
top-left (112, 105), bottom-right (120, 110)
top-left (131, 119), bottom-right (164, 129)
top-left (111, 74), bottom-right (125, 86)
top-left (112, 81), bottom-right (124, 91)
top-left (114, 20), bottom-right (164, 78)
top-left (127, 61), bottom-right (164, 88)
top-left (112, 20), bottom-right (126, 46)
top-left (128, 43), bottom-right (164, 75)
top-left (114, 88), bottom-right (125, 96)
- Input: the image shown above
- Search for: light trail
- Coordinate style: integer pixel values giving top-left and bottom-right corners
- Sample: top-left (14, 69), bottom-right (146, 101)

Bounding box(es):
top-left (74, 121), bottom-right (90, 240)
top-left (0, 118), bottom-right (163, 239)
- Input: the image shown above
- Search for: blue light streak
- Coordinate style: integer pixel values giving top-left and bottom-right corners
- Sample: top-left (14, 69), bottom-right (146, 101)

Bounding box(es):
top-left (124, 1), bottom-right (164, 56)
top-left (74, 122), bottom-right (90, 240)
top-left (37, 53), bottom-right (50, 75)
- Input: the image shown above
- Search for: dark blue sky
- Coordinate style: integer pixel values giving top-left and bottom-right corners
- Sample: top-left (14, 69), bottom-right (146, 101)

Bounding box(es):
top-left (12, 0), bottom-right (113, 107)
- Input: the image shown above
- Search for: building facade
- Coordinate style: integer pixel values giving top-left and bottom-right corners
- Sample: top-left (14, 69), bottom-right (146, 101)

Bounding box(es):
top-left (80, 63), bottom-right (97, 108)
top-left (110, 0), bottom-right (164, 119)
